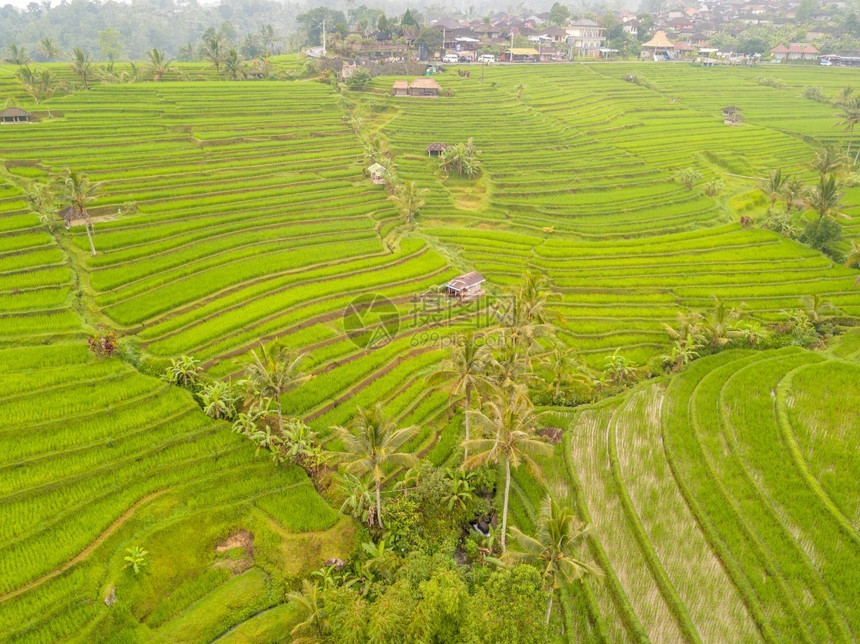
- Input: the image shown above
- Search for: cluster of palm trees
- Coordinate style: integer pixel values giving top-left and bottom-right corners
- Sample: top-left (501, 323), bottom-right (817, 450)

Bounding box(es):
top-left (661, 298), bottom-right (751, 371)
top-left (439, 137), bottom-right (482, 178)
top-left (759, 147), bottom-right (849, 242)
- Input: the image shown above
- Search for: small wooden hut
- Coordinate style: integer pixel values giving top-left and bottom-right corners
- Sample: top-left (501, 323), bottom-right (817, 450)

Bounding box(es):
top-left (367, 163), bottom-right (387, 185)
top-left (0, 107), bottom-right (32, 123)
top-left (407, 78), bottom-right (441, 97)
top-left (426, 142), bottom-right (450, 157)
top-left (444, 272), bottom-right (485, 301)
top-left (392, 80), bottom-right (409, 96)
top-left (722, 106), bottom-right (744, 125)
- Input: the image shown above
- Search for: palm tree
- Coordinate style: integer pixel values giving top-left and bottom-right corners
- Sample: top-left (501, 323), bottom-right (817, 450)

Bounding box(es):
top-left (464, 395), bottom-right (552, 551)
top-left (37, 37), bottom-right (61, 61)
top-left (223, 48), bottom-right (245, 80)
top-left (69, 48), bottom-right (94, 90)
top-left (783, 176), bottom-right (805, 215)
top-left (516, 82), bottom-right (526, 99)
top-left (835, 85), bottom-right (855, 106)
top-left (835, 98), bottom-right (860, 162)
top-left (243, 345), bottom-right (308, 434)
top-left (807, 146), bottom-right (846, 177)
top-left (146, 48), bottom-right (172, 81)
top-left (846, 239), bottom-right (860, 269)
top-left (802, 293), bottom-right (836, 325)
top-left (427, 332), bottom-right (496, 462)
top-left (388, 180), bottom-right (428, 224)
top-left (603, 349), bottom-right (636, 385)
top-left (703, 297), bottom-right (743, 349)
top-left (202, 34), bottom-right (227, 79)
top-left (331, 405), bottom-right (418, 527)
top-left (287, 580), bottom-right (329, 643)
top-left (804, 174), bottom-right (845, 223)
top-left (760, 168), bottom-right (787, 215)
top-left (506, 495), bottom-right (598, 625)
top-left (4, 43), bottom-right (30, 65)
top-left (55, 169), bottom-right (101, 255)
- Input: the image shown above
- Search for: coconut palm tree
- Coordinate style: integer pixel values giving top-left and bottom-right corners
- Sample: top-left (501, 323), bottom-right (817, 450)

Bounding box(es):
top-left (388, 180), bottom-right (428, 224)
top-left (287, 580), bottom-right (329, 643)
top-left (835, 98), bottom-right (860, 162)
top-left (37, 37), bottom-right (61, 61)
top-left (55, 169), bottom-right (101, 255)
top-left (243, 345), bottom-right (308, 434)
top-left (69, 48), bottom-right (94, 90)
top-left (835, 85), bottom-right (855, 106)
top-left (427, 332), bottom-right (496, 462)
top-left (4, 43), bottom-right (30, 65)
top-left (783, 176), bottom-right (805, 215)
top-left (202, 34), bottom-right (227, 79)
top-left (846, 239), bottom-right (860, 269)
top-left (804, 174), bottom-right (845, 223)
top-left (146, 48), bottom-right (172, 81)
top-left (807, 146), bottom-right (846, 177)
top-left (703, 297), bottom-right (743, 349)
top-left (331, 405), bottom-right (418, 527)
top-left (506, 495), bottom-right (598, 625)
top-left (760, 168), bottom-right (787, 215)
top-left (223, 48), bottom-right (245, 80)
top-left (464, 395), bottom-right (552, 551)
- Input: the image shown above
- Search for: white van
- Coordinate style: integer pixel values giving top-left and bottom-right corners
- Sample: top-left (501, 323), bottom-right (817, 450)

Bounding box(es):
top-left (478, 54), bottom-right (495, 63)
top-left (442, 54), bottom-right (459, 63)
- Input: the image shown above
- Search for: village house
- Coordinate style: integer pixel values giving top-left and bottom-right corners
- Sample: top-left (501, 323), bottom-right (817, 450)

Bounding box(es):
top-left (566, 19), bottom-right (607, 57)
top-left (769, 43), bottom-right (819, 61)
top-left (444, 272), bottom-right (485, 301)
top-left (502, 48), bottom-right (540, 62)
top-left (0, 107), bottom-right (32, 124)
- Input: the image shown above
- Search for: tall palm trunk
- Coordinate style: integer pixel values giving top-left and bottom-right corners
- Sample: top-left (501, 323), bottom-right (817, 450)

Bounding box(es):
top-left (276, 397), bottom-right (283, 434)
top-left (501, 457), bottom-right (511, 551)
top-left (85, 222), bottom-right (96, 256)
top-left (464, 385), bottom-right (471, 462)
top-left (545, 592), bottom-right (554, 625)
top-left (375, 478), bottom-right (384, 528)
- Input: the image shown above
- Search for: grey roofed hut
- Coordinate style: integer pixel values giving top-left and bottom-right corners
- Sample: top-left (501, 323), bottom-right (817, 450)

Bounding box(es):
top-left (0, 107), bottom-right (32, 123)
top-left (427, 142), bottom-right (450, 156)
top-left (367, 163), bottom-right (387, 185)
top-left (444, 271), bottom-right (485, 301)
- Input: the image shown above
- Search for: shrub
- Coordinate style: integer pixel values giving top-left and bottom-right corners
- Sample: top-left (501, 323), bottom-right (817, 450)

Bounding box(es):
top-left (345, 67), bottom-right (371, 90)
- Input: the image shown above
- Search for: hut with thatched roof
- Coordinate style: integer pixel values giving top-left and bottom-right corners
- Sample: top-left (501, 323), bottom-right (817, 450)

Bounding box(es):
top-left (426, 142), bottom-right (450, 157)
top-left (392, 80), bottom-right (409, 96)
top-left (641, 31), bottom-right (675, 60)
top-left (407, 77), bottom-right (441, 97)
top-left (0, 107), bottom-right (32, 123)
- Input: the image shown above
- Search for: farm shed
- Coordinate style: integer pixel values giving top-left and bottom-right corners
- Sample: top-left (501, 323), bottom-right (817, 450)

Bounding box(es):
top-left (444, 272), bottom-right (485, 301)
top-left (392, 80), bottom-right (409, 96)
top-left (1, 107), bottom-right (32, 123)
top-left (367, 163), bottom-right (387, 185)
top-left (408, 78), bottom-right (441, 97)
top-left (503, 48), bottom-right (540, 62)
top-left (426, 142), bottom-right (450, 156)
top-left (722, 106), bottom-right (744, 125)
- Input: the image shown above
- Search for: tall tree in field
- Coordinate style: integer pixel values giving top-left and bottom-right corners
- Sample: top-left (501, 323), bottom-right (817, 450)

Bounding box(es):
top-left (37, 37), bottom-right (61, 61)
top-left (464, 395), bottom-right (551, 551)
top-left (805, 174), bottom-right (845, 223)
top-left (846, 240), bottom-right (860, 269)
top-left (506, 495), bottom-right (598, 625)
top-left (69, 48), bottom-right (94, 90)
top-left (807, 146), bottom-right (846, 176)
top-left (146, 48), bottom-right (172, 81)
top-left (202, 32), bottom-right (227, 79)
top-left (243, 345), bottom-right (308, 433)
top-left (388, 180), bottom-right (428, 224)
top-left (56, 169), bottom-right (101, 255)
top-left (332, 405), bottom-right (418, 527)
top-left (223, 49), bottom-right (245, 80)
top-left (760, 168), bottom-right (787, 215)
top-left (836, 97), bottom-right (860, 162)
top-left (427, 332), bottom-right (496, 462)
top-left (4, 43), bottom-right (30, 65)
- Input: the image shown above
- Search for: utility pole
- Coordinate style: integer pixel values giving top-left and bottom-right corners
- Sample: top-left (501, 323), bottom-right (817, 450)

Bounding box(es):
top-left (322, 18), bottom-right (327, 57)
top-left (510, 32), bottom-right (514, 63)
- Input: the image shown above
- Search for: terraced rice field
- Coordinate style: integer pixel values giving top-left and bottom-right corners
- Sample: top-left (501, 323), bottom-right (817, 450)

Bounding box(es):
top-left (1, 60), bottom-right (859, 641)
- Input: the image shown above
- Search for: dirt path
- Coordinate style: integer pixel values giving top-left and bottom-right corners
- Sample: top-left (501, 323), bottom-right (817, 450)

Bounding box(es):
top-left (0, 489), bottom-right (167, 605)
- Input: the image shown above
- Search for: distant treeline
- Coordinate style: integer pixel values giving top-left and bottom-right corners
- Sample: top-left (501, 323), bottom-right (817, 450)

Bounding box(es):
top-left (0, 0), bottom-right (302, 61)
